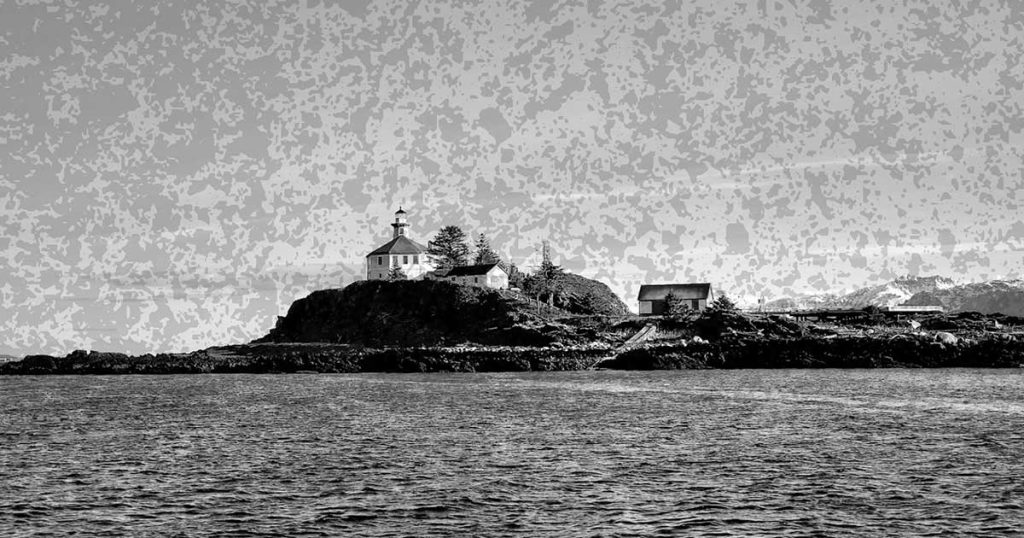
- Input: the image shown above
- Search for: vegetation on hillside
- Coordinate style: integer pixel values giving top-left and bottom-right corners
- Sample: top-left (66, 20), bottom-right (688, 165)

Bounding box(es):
top-left (424, 226), bottom-right (628, 316)
top-left (513, 243), bottom-right (628, 316)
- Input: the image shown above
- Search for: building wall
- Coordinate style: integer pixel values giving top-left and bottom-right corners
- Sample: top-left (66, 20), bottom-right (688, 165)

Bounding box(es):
top-left (639, 301), bottom-right (654, 315)
top-left (447, 268), bottom-right (507, 289)
top-left (485, 269), bottom-right (509, 289)
top-left (365, 253), bottom-right (435, 280)
top-left (639, 298), bottom-right (707, 315)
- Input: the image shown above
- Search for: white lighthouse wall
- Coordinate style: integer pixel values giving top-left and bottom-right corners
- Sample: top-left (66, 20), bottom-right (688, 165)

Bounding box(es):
top-left (365, 254), bottom-right (436, 280)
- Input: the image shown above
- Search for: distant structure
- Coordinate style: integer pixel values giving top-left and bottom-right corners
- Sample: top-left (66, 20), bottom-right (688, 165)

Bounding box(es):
top-left (880, 305), bottom-right (944, 314)
top-left (365, 207), bottom-right (436, 280)
top-left (443, 263), bottom-right (509, 289)
top-left (638, 283), bottom-right (714, 315)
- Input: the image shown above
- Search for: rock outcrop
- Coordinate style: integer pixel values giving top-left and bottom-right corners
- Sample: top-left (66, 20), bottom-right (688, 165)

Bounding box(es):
top-left (259, 279), bottom-right (573, 347)
top-left (0, 344), bottom-right (611, 375)
top-left (545, 273), bottom-right (631, 316)
top-left (601, 334), bottom-right (1024, 370)
top-left (5, 286), bottom-right (1024, 376)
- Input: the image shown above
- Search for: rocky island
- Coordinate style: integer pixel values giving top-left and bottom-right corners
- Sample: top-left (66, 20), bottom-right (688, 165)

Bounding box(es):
top-left (3, 277), bottom-right (1024, 375)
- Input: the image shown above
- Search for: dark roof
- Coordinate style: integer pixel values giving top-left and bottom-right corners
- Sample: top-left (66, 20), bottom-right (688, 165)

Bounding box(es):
top-left (366, 235), bottom-right (428, 256)
top-left (638, 283), bottom-right (712, 301)
top-left (444, 263), bottom-right (505, 277)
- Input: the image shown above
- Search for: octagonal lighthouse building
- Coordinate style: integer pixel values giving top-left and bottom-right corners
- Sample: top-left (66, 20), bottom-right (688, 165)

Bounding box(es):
top-left (365, 207), bottom-right (436, 280)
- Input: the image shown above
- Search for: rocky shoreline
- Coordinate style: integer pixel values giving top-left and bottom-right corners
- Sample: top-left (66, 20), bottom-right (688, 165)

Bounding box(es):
top-left (3, 332), bottom-right (1024, 375)
top-left (0, 344), bottom-right (614, 375)
top-left (603, 334), bottom-right (1024, 369)
top-left (5, 302), bottom-right (1024, 375)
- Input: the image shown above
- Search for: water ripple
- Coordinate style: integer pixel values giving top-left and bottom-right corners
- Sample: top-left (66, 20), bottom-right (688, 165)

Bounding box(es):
top-left (2, 370), bottom-right (1023, 536)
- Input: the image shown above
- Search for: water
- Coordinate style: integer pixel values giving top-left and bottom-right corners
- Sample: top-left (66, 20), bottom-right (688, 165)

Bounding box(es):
top-left (2, 370), bottom-right (1023, 536)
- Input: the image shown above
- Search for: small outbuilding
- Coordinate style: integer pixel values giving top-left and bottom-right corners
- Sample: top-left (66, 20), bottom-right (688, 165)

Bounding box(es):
top-left (638, 283), bottom-right (714, 315)
top-left (444, 263), bottom-right (509, 289)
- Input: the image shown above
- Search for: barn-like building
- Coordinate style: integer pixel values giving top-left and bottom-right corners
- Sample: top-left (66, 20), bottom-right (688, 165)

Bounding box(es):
top-left (638, 283), bottom-right (714, 315)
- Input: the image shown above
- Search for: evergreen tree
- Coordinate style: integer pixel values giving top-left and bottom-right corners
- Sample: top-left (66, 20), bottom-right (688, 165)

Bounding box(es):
top-left (473, 233), bottom-right (506, 270)
top-left (386, 266), bottom-right (407, 281)
top-left (508, 262), bottom-right (526, 289)
top-left (427, 225), bottom-right (470, 272)
top-left (534, 241), bottom-right (565, 305)
top-left (664, 291), bottom-right (687, 316)
top-left (709, 294), bottom-right (738, 313)
top-left (538, 241), bottom-right (563, 280)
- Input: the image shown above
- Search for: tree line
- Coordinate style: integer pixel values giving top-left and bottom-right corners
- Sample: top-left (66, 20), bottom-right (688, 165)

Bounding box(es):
top-left (426, 225), bottom-right (506, 273)
top-left (391, 225), bottom-right (568, 306)
top-left (387, 225), bottom-right (514, 281)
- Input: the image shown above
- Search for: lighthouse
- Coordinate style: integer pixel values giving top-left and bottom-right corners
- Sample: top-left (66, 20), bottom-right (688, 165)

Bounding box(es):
top-left (365, 207), bottom-right (435, 280)
top-left (391, 207), bottom-right (409, 238)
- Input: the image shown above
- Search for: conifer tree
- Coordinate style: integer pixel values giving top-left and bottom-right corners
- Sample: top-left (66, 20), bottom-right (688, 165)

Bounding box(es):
top-left (473, 233), bottom-right (506, 270)
top-left (386, 266), bottom-right (407, 281)
top-left (664, 291), bottom-right (686, 316)
top-left (534, 241), bottom-right (565, 305)
top-left (709, 294), bottom-right (738, 313)
top-left (427, 225), bottom-right (470, 271)
top-left (508, 262), bottom-right (526, 289)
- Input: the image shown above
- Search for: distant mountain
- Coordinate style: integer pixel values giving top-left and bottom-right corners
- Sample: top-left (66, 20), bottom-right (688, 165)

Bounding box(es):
top-left (903, 280), bottom-right (1024, 316)
top-left (766, 276), bottom-right (1024, 316)
top-left (0, 354), bottom-right (19, 363)
top-left (764, 294), bottom-right (843, 311)
top-left (837, 276), bottom-right (957, 308)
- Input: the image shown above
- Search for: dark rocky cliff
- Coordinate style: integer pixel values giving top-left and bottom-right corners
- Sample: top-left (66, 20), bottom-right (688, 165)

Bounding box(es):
top-left (547, 273), bottom-right (631, 316)
top-left (258, 279), bottom-right (570, 347)
top-left (259, 274), bottom-right (631, 347)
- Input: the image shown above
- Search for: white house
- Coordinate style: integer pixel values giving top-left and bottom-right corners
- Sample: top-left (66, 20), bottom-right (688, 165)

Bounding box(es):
top-left (365, 207), bottom-right (436, 280)
top-left (443, 263), bottom-right (509, 289)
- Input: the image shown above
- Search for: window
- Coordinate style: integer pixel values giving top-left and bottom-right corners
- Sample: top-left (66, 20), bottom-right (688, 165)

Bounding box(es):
top-left (403, 255), bottom-right (408, 264)
top-left (474, 277), bottom-right (478, 283)
top-left (692, 299), bottom-right (701, 309)
top-left (413, 255), bottom-right (418, 264)
top-left (393, 256), bottom-right (398, 265)
top-left (378, 256), bottom-right (383, 265)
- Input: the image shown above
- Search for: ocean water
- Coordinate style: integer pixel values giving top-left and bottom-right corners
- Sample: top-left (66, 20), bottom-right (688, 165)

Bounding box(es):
top-left (2, 370), bottom-right (1023, 536)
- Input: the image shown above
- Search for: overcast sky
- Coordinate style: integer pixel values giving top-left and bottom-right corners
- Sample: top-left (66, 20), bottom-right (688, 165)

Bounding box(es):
top-left (2, 0), bottom-right (1023, 356)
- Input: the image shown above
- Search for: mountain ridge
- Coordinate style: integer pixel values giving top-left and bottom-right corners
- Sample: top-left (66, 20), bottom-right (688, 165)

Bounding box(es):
top-left (765, 276), bottom-right (1024, 316)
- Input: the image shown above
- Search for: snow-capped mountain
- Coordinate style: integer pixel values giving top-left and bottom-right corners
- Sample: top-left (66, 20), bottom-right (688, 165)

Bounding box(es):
top-left (903, 280), bottom-right (1024, 316)
top-left (837, 276), bottom-right (957, 308)
top-left (763, 294), bottom-right (843, 311)
top-left (766, 277), bottom-right (1024, 316)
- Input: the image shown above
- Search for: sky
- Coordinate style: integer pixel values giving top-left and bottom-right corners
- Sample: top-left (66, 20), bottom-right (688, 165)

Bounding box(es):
top-left (2, 0), bottom-right (1023, 356)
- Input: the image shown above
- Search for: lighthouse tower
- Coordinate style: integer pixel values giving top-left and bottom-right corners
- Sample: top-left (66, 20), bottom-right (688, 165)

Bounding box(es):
top-left (391, 207), bottom-right (409, 238)
top-left (365, 207), bottom-right (434, 280)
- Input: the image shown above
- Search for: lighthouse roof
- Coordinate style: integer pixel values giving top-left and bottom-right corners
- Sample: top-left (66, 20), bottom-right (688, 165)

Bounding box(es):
top-left (366, 235), bottom-right (428, 256)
